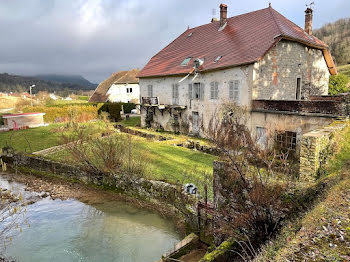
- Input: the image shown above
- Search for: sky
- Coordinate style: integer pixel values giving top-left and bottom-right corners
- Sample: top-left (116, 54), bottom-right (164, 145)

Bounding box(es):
top-left (0, 0), bottom-right (349, 84)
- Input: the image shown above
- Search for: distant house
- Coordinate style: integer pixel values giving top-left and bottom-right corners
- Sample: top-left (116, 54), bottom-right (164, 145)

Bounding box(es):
top-left (89, 69), bottom-right (140, 103)
top-left (137, 3), bottom-right (345, 148)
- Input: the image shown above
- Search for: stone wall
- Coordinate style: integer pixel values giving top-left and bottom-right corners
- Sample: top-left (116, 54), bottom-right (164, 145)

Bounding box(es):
top-left (253, 40), bottom-right (330, 100)
top-left (1, 151), bottom-right (197, 223)
top-left (299, 122), bottom-right (348, 181)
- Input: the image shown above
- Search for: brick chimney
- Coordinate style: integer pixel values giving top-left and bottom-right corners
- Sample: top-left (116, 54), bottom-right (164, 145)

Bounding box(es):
top-left (220, 4), bottom-right (227, 27)
top-left (305, 7), bottom-right (313, 35)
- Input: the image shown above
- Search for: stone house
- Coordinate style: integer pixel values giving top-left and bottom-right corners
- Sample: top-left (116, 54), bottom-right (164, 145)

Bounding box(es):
top-left (89, 69), bottom-right (140, 104)
top-left (138, 4), bottom-right (343, 153)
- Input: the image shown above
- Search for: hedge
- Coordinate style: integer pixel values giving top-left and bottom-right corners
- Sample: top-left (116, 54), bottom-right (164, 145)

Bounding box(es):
top-left (122, 103), bottom-right (136, 114)
top-left (97, 103), bottom-right (122, 121)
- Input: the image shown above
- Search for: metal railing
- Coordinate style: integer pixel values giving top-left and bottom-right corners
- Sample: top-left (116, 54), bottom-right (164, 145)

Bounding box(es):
top-left (141, 97), bottom-right (159, 105)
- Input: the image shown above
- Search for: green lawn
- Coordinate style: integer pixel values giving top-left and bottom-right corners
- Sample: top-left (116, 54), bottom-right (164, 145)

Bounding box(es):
top-left (338, 64), bottom-right (350, 78)
top-left (0, 121), bottom-right (112, 153)
top-left (119, 116), bottom-right (141, 127)
top-left (0, 124), bottom-right (64, 153)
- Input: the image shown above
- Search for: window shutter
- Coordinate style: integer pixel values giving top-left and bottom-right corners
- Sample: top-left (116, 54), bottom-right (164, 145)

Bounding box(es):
top-left (229, 81), bottom-right (234, 99)
top-left (210, 82), bottom-right (214, 99)
top-left (200, 83), bottom-right (205, 100)
top-left (234, 80), bottom-right (240, 103)
top-left (172, 84), bottom-right (175, 99)
top-left (188, 84), bottom-right (192, 99)
top-left (148, 85), bottom-right (153, 97)
top-left (215, 82), bottom-right (219, 99)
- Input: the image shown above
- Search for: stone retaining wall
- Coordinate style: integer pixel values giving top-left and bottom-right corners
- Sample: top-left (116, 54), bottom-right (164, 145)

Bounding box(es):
top-left (299, 121), bottom-right (348, 181)
top-left (116, 125), bottom-right (220, 155)
top-left (1, 151), bottom-right (197, 224)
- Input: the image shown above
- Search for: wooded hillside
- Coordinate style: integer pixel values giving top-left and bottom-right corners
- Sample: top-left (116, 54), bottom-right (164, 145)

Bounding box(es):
top-left (0, 73), bottom-right (95, 95)
top-left (314, 18), bottom-right (350, 65)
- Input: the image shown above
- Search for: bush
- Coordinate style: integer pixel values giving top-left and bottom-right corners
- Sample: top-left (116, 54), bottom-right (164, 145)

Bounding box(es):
top-left (122, 103), bottom-right (136, 114)
top-left (98, 103), bottom-right (122, 121)
top-left (329, 74), bottom-right (349, 95)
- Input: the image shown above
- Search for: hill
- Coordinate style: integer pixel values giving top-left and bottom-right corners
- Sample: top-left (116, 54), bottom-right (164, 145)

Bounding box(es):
top-left (0, 73), bottom-right (95, 95)
top-left (314, 18), bottom-right (350, 65)
top-left (34, 74), bottom-right (97, 89)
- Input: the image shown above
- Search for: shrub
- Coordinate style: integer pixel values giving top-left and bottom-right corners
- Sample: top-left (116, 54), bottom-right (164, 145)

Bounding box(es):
top-left (98, 103), bottom-right (122, 121)
top-left (122, 103), bottom-right (136, 114)
top-left (329, 74), bottom-right (349, 95)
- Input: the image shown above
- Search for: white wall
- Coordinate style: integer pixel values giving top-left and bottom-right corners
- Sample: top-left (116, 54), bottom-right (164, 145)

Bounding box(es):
top-left (139, 65), bottom-right (254, 134)
top-left (106, 83), bottom-right (140, 103)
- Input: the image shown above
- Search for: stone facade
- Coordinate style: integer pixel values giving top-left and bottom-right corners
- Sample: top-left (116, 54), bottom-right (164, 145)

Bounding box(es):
top-left (253, 40), bottom-right (330, 100)
top-left (139, 40), bottom-right (331, 137)
top-left (299, 122), bottom-right (348, 181)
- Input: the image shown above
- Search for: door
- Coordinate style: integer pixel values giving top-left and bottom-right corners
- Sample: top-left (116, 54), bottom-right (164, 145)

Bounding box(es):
top-left (192, 112), bottom-right (199, 134)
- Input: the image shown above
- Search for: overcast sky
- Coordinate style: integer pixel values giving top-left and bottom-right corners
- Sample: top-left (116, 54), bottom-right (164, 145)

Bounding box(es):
top-left (0, 0), bottom-right (349, 84)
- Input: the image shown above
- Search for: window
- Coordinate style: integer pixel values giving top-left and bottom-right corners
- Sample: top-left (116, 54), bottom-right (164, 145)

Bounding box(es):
top-left (188, 84), bottom-right (193, 99)
top-left (296, 78), bottom-right (301, 100)
top-left (172, 83), bottom-right (179, 104)
top-left (193, 82), bottom-right (204, 100)
top-left (214, 56), bottom-right (222, 63)
top-left (275, 131), bottom-right (297, 152)
top-left (147, 85), bottom-right (153, 97)
top-left (210, 81), bottom-right (219, 99)
top-left (229, 80), bottom-right (240, 103)
top-left (126, 87), bottom-right (133, 93)
top-left (181, 57), bottom-right (192, 66)
top-left (188, 32), bottom-right (193, 37)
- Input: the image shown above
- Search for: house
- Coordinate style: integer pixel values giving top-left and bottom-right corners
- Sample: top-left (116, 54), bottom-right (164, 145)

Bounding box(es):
top-left (89, 69), bottom-right (140, 104)
top-left (138, 4), bottom-right (346, 151)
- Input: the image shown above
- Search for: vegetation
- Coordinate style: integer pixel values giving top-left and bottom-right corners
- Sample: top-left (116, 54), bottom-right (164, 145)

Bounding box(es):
top-left (338, 64), bottom-right (350, 78)
top-left (329, 74), bottom-right (349, 95)
top-left (254, 125), bottom-right (350, 261)
top-left (314, 18), bottom-right (350, 65)
top-left (119, 116), bottom-right (141, 127)
top-left (0, 73), bottom-right (95, 96)
top-left (98, 103), bottom-right (122, 121)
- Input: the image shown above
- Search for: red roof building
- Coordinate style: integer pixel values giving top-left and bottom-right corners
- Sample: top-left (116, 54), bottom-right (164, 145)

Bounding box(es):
top-left (139, 5), bottom-right (336, 78)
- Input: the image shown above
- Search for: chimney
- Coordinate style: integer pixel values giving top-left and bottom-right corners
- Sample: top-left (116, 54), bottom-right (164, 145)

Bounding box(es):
top-left (304, 7), bottom-right (313, 35)
top-left (219, 4), bottom-right (227, 27)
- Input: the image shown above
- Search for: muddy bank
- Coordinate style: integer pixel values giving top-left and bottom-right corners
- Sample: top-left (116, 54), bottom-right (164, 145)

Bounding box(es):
top-left (1, 170), bottom-right (188, 234)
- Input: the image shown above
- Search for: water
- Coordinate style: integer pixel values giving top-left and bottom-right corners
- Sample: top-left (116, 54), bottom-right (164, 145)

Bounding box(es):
top-left (0, 176), bottom-right (181, 262)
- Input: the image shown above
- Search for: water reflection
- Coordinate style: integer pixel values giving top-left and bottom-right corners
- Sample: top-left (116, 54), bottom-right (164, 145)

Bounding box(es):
top-left (0, 176), bottom-right (180, 262)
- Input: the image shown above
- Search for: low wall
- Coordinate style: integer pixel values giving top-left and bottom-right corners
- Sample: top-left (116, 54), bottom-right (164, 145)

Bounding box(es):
top-left (299, 122), bottom-right (348, 181)
top-left (1, 151), bottom-right (197, 224)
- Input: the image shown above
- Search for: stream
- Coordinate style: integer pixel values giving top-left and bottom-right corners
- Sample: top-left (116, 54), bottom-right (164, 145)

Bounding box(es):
top-left (0, 174), bottom-right (181, 262)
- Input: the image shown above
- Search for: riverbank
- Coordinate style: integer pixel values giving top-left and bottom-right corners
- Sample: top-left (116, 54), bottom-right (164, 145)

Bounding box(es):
top-left (1, 169), bottom-right (189, 234)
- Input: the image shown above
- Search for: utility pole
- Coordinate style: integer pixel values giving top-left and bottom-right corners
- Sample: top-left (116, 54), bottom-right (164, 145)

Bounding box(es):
top-left (29, 84), bottom-right (35, 106)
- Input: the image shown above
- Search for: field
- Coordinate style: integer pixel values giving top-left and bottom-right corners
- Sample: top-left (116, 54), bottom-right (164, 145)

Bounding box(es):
top-left (338, 64), bottom-right (350, 78)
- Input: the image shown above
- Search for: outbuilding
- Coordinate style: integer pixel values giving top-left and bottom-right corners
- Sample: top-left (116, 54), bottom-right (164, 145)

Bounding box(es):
top-left (2, 112), bottom-right (46, 130)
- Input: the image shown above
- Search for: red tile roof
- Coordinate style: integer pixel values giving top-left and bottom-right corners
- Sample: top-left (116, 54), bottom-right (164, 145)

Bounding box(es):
top-left (138, 7), bottom-right (334, 78)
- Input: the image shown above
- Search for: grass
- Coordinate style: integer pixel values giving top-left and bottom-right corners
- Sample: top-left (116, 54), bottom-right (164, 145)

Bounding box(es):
top-left (0, 123), bottom-right (64, 153)
top-left (0, 121), bottom-right (111, 153)
top-left (338, 64), bottom-right (350, 78)
top-left (254, 124), bottom-right (350, 261)
top-left (119, 116), bottom-right (141, 127)
top-left (48, 133), bottom-right (216, 196)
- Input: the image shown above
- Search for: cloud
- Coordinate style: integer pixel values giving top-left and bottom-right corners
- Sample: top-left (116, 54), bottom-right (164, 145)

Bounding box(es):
top-left (0, 0), bottom-right (348, 83)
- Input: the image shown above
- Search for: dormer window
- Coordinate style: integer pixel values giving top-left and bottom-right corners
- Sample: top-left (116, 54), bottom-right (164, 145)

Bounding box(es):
top-left (214, 56), bottom-right (222, 63)
top-left (181, 57), bottom-right (192, 66)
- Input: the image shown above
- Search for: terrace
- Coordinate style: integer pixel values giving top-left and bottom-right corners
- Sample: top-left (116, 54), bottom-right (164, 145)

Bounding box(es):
top-left (252, 94), bottom-right (350, 117)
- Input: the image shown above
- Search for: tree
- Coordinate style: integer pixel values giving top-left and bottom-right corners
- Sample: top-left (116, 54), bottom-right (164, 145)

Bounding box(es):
top-left (329, 74), bottom-right (349, 95)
